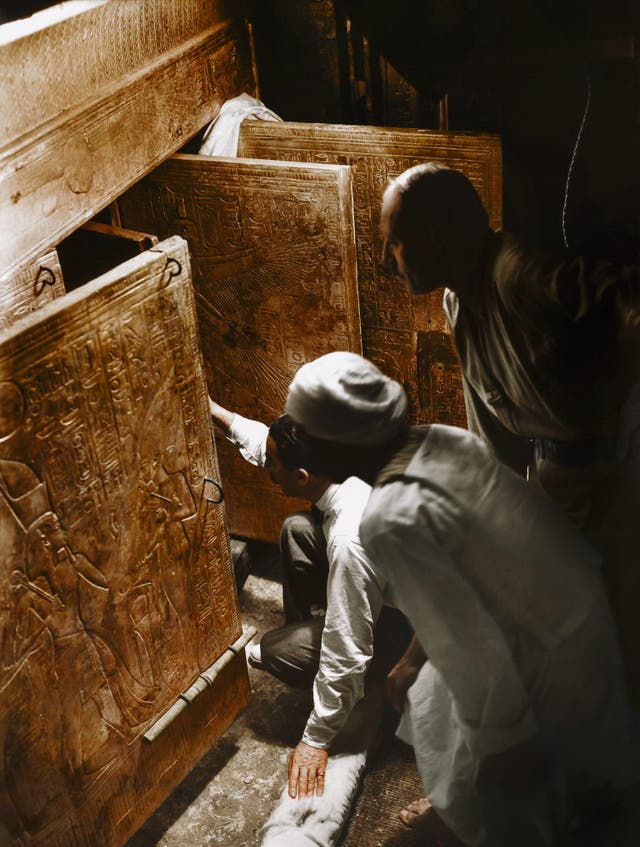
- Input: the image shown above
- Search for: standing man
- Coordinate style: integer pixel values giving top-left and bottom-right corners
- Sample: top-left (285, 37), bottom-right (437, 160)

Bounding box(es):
top-left (380, 162), bottom-right (640, 702)
top-left (208, 398), bottom-right (411, 800)
top-left (284, 351), bottom-right (637, 846)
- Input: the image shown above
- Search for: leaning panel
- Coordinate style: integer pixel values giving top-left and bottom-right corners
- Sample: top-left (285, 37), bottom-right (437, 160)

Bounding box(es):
top-left (0, 236), bottom-right (248, 847)
top-left (238, 121), bottom-right (502, 427)
top-left (0, 3), bottom-right (255, 277)
top-left (118, 155), bottom-right (362, 542)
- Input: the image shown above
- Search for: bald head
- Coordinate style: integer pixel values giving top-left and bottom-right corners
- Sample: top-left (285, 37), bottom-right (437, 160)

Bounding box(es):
top-left (381, 162), bottom-right (490, 295)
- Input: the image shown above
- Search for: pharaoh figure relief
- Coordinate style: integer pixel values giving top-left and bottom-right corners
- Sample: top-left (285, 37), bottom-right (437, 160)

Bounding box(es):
top-left (0, 237), bottom-right (245, 847)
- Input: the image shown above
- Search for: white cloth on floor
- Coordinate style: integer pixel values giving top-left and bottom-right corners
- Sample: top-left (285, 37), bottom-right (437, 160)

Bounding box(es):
top-left (260, 691), bottom-right (382, 847)
top-left (259, 749), bottom-right (366, 847)
top-left (361, 424), bottom-right (638, 845)
top-left (199, 92), bottom-right (282, 157)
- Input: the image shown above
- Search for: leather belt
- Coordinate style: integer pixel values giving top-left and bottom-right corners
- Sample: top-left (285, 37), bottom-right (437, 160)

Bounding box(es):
top-left (532, 437), bottom-right (617, 466)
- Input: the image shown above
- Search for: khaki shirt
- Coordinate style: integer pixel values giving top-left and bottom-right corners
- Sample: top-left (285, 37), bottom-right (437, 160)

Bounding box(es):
top-left (443, 233), bottom-right (640, 472)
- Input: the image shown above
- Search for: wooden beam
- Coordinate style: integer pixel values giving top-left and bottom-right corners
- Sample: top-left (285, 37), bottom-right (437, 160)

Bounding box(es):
top-left (0, 2), bottom-right (255, 280)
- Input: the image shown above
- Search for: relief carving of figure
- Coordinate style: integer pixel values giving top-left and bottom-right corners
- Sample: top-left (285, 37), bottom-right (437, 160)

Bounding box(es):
top-left (16, 512), bottom-right (128, 785)
top-left (0, 380), bottom-right (129, 836)
top-left (132, 443), bottom-right (197, 692)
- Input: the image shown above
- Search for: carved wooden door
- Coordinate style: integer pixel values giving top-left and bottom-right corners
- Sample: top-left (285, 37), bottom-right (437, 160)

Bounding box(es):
top-left (0, 236), bottom-right (249, 847)
top-left (238, 121), bottom-right (502, 428)
top-left (117, 156), bottom-right (361, 543)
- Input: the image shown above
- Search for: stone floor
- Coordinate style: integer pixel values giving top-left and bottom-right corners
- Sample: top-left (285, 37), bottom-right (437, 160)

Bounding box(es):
top-left (127, 541), bottom-right (316, 847)
top-left (126, 540), bottom-right (640, 847)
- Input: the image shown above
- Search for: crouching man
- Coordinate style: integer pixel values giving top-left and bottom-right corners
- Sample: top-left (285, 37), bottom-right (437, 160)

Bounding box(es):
top-left (209, 398), bottom-right (412, 800)
top-left (283, 351), bottom-right (638, 846)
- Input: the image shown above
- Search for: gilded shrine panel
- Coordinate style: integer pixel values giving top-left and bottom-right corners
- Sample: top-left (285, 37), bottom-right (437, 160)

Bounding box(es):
top-left (238, 121), bottom-right (503, 427)
top-left (0, 236), bottom-right (247, 847)
top-left (118, 156), bottom-right (361, 542)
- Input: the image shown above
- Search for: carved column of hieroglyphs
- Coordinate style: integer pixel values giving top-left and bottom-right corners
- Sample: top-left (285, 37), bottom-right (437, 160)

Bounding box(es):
top-left (0, 236), bottom-right (248, 847)
top-left (118, 156), bottom-right (361, 542)
top-left (238, 121), bottom-right (502, 428)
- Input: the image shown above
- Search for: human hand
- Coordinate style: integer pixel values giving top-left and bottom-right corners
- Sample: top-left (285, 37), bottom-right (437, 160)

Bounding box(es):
top-left (385, 636), bottom-right (427, 713)
top-left (288, 741), bottom-right (329, 799)
top-left (385, 659), bottom-right (421, 713)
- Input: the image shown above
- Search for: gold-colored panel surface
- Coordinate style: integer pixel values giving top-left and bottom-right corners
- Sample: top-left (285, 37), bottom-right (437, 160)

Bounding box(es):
top-left (1, 11), bottom-right (255, 278)
top-left (118, 155), bottom-right (361, 543)
top-left (0, 236), bottom-right (247, 847)
top-left (239, 121), bottom-right (502, 426)
top-left (0, 248), bottom-right (65, 333)
top-left (1, 1), bottom-right (234, 146)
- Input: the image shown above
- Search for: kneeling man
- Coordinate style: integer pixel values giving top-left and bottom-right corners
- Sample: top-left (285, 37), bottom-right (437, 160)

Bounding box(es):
top-left (283, 351), bottom-right (637, 846)
top-left (209, 398), bottom-right (411, 800)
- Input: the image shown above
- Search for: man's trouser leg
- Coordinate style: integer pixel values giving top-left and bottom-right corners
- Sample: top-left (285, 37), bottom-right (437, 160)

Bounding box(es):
top-left (257, 510), bottom-right (328, 688)
top-left (279, 510), bottom-right (328, 623)
top-left (261, 617), bottom-right (325, 689)
top-left (260, 609), bottom-right (413, 691)
top-left (261, 510), bottom-right (413, 690)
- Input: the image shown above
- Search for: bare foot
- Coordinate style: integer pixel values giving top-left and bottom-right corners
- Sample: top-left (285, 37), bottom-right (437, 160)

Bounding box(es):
top-left (400, 799), bottom-right (465, 846)
top-left (399, 797), bottom-right (434, 829)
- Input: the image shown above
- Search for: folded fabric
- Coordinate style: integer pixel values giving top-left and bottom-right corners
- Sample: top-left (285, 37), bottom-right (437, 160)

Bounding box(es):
top-left (259, 749), bottom-right (367, 847)
top-left (259, 689), bottom-right (383, 847)
top-left (199, 92), bottom-right (282, 157)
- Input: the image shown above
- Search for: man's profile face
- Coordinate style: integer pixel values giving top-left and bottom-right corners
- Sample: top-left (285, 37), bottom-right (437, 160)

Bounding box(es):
top-left (265, 436), bottom-right (306, 498)
top-left (380, 186), bottom-right (444, 295)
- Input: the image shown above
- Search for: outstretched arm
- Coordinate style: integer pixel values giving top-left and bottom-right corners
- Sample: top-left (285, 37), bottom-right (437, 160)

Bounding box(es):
top-left (289, 538), bottom-right (386, 799)
top-left (69, 550), bottom-right (108, 589)
top-left (208, 397), bottom-right (235, 434)
top-left (208, 396), bottom-right (268, 466)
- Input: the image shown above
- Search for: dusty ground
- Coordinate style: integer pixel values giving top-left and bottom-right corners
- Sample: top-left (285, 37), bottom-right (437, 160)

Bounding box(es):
top-left (126, 541), bottom-right (640, 847)
top-left (127, 542), bottom-right (314, 847)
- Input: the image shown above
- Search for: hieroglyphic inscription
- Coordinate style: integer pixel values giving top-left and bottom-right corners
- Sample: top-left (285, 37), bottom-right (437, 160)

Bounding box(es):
top-left (238, 121), bottom-right (502, 426)
top-left (0, 249), bottom-right (65, 333)
top-left (0, 237), bottom-right (247, 847)
top-left (118, 156), bottom-right (361, 542)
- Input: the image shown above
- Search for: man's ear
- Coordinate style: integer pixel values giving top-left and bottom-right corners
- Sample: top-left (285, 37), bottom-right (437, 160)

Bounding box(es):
top-left (296, 468), bottom-right (310, 487)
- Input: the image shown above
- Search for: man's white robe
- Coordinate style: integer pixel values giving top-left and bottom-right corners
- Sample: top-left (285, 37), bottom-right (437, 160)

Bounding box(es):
top-left (360, 425), bottom-right (637, 845)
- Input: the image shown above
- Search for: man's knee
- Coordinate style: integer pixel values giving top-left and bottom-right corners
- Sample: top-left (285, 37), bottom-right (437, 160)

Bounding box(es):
top-left (260, 620), bottom-right (323, 689)
top-left (280, 511), bottom-right (317, 550)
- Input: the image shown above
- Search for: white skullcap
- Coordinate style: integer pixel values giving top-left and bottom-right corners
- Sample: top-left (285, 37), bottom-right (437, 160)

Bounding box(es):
top-left (285, 351), bottom-right (408, 445)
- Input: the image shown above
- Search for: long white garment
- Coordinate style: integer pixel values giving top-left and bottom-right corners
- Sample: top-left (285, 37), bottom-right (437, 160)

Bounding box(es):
top-left (360, 424), bottom-right (636, 844)
top-left (227, 413), bottom-right (390, 749)
top-left (199, 93), bottom-right (282, 157)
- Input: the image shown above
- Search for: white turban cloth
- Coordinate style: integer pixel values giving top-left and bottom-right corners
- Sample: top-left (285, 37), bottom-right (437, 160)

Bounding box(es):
top-left (285, 352), bottom-right (408, 445)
